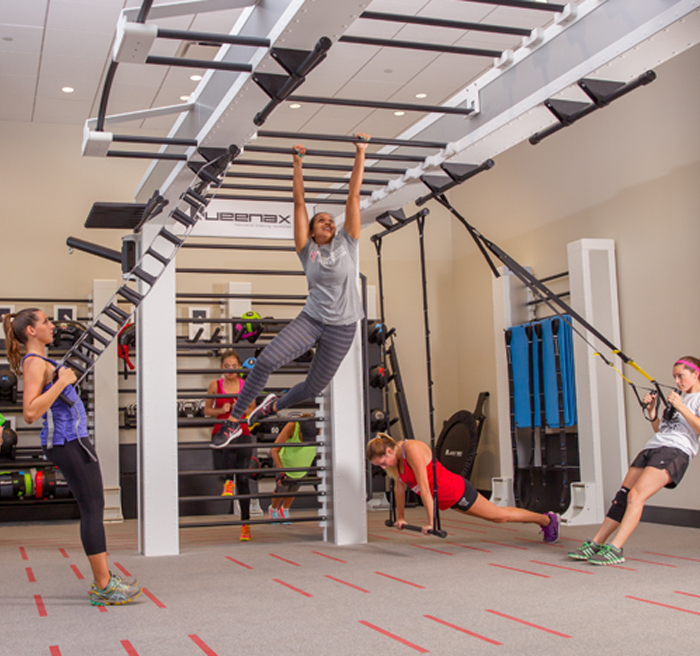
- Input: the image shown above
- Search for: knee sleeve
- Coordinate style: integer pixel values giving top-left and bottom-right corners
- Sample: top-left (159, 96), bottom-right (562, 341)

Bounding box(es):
top-left (606, 486), bottom-right (629, 522)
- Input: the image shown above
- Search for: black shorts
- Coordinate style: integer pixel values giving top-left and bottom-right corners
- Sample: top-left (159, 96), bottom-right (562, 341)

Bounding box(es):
top-left (274, 477), bottom-right (303, 494)
top-left (450, 477), bottom-right (479, 512)
top-left (630, 446), bottom-right (690, 489)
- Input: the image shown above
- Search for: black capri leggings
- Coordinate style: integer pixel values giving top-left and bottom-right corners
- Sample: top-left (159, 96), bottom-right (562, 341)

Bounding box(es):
top-left (44, 438), bottom-right (106, 556)
top-left (213, 432), bottom-right (252, 521)
top-left (231, 312), bottom-right (357, 417)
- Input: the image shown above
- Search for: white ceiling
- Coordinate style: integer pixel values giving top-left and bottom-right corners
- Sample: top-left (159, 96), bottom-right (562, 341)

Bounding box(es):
top-left (0, 0), bottom-right (563, 131)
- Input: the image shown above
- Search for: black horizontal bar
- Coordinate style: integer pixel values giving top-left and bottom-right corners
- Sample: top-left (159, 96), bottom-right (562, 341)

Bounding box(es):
top-left (145, 55), bottom-right (252, 73)
top-left (232, 158), bottom-right (405, 175)
top-left (257, 129), bottom-right (447, 150)
top-left (66, 237), bottom-right (121, 264)
top-left (176, 267), bottom-right (305, 276)
top-left (156, 28), bottom-right (270, 48)
top-left (370, 209), bottom-right (428, 243)
top-left (180, 243), bottom-right (296, 252)
top-left (360, 10), bottom-right (531, 37)
top-left (179, 465), bottom-right (323, 476)
top-left (106, 150), bottom-right (188, 161)
top-left (539, 271), bottom-right (568, 284)
top-left (208, 194), bottom-right (347, 205)
top-left (112, 134), bottom-right (198, 147)
top-left (339, 35), bottom-right (501, 59)
top-left (245, 144), bottom-right (426, 162)
top-left (526, 291), bottom-right (570, 306)
top-left (219, 183), bottom-right (372, 195)
top-left (175, 317), bottom-right (291, 324)
top-left (179, 491), bottom-right (323, 503)
top-left (225, 170), bottom-right (389, 185)
top-left (179, 515), bottom-right (326, 528)
top-left (288, 94), bottom-right (474, 115)
top-left (456, 0), bottom-right (565, 11)
top-left (0, 298), bottom-right (88, 304)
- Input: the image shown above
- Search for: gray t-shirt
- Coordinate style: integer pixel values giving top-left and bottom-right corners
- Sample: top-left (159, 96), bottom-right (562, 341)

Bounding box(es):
top-left (643, 391), bottom-right (700, 458)
top-left (298, 224), bottom-right (364, 325)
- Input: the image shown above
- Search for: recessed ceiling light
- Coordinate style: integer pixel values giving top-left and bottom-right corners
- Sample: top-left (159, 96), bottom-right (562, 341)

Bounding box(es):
top-left (2, 37), bottom-right (14, 42)
top-left (394, 111), bottom-right (405, 117)
top-left (61, 86), bottom-right (74, 94)
top-left (415, 93), bottom-right (427, 99)
top-left (180, 95), bottom-right (190, 101)
top-left (190, 74), bottom-right (203, 81)
top-left (289, 103), bottom-right (302, 109)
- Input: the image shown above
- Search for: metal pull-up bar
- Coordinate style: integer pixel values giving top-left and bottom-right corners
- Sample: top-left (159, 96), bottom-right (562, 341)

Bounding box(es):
top-left (256, 130), bottom-right (448, 150)
top-left (457, 0), bottom-right (565, 12)
top-left (225, 171), bottom-right (390, 186)
top-left (339, 35), bottom-right (501, 59)
top-left (244, 145), bottom-right (426, 163)
top-left (230, 158), bottom-right (406, 176)
top-left (286, 95), bottom-right (474, 116)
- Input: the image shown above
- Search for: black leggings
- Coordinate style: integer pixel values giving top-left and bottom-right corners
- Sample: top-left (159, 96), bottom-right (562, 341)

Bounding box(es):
top-left (231, 312), bottom-right (357, 418)
top-left (213, 432), bottom-right (252, 521)
top-left (43, 438), bottom-right (106, 556)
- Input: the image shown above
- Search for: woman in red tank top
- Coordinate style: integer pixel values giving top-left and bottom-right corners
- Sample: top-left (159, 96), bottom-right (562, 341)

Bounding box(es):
top-left (367, 434), bottom-right (559, 542)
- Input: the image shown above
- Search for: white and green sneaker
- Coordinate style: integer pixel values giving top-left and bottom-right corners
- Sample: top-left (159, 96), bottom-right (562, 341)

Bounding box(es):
top-left (568, 539), bottom-right (601, 561)
top-left (89, 574), bottom-right (142, 606)
top-left (588, 543), bottom-right (624, 566)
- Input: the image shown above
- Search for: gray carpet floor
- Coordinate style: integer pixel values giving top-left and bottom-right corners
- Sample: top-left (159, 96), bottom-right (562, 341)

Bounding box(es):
top-left (1, 508), bottom-right (700, 655)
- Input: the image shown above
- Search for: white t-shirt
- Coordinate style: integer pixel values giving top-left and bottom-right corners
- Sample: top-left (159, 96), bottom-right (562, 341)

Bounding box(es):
top-left (643, 391), bottom-right (700, 458)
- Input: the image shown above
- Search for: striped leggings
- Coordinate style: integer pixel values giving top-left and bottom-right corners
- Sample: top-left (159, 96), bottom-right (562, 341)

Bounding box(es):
top-left (231, 312), bottom-right (356, 417)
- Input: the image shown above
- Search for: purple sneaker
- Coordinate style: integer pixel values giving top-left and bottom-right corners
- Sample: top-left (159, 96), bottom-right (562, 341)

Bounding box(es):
top-left (541, 512), bottom-right (560, 543)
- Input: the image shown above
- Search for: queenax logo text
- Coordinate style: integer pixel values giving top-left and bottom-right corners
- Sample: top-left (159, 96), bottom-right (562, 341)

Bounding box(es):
top-left (205, 211), bottom-right (290, 224)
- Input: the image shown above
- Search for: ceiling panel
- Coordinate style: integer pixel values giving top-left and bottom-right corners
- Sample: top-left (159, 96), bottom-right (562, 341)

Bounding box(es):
top-left (0, 0), bottom-right (49, 26)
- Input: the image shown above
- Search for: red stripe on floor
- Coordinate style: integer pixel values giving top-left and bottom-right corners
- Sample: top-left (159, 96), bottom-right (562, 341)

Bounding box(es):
top-left (486, 609), bottom-right (571, 637)
top-left (226, 556), bottom-right (253, 570)
top-left (19, 546), bottom-right (28, 561)
top-left (489, 563), bottom-right (550, 578)
top-left (424, 614), bottom-right (502, 645)
top-left (626, 595), bottom-right (700, 616)
top-left (70, 564), bottom-right (84, 580)
top-left (644, 551), bottom-right (700, 563)
top-left (49, 647), bottom-right (61, 656)
top-left (272, 578), bottom-right (313, 597)
top-left (516, 538), bottom-right (564, 548)
top-left (189, 634), bottom-right (219, 656)
top-left (374, 571), bottom-right (425, 589)
top-left (58, 548), bottom-right (69, 559)
top-left (674, 591), bottom-right (700, 599)
top-left (482, 540), bottom-right (528, 550)
top-left (625, 557), bottom-right (677, 568)
top-left (447, 542), bottom-right (491, 553)
top-left (359, 621), bottom-right (429, 653)
top-left (113, 562), bottom-right (132, 577)
top-left (530, 560), bottom-right (594, 574)
top-left (97, 606), bottom-right (108, 613)
top-left (269, 553), bottom-right (300, 566)
top-left (367, 533), bottom-right (389, 540)
top-left (411, 544), bottom-right (454, 555)
top-left (312, 550), bottom-right (347, 563)
top-left (325, 575), bottom-right (370, 593)
top-left (142, 588), bottom-right (166, 609)
top-left (26, 567), bottom-right (36, 583)
top-left (121, 640), bottom-right (139, 655)
top-left (35, 594), bottom-right (47, 617)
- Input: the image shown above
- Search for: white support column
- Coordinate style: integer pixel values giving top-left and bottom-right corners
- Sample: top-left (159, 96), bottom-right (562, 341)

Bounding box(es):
top-left (326, 325), bottom-right (367, 546)
top-left (137, 223), bottom-right (179, 556)
top-left (564, 239), bottom-right (627, 525)
top-left (91, 279), bottom-right (122, 522)
top-left (491, 267), bottom-right (532, 506)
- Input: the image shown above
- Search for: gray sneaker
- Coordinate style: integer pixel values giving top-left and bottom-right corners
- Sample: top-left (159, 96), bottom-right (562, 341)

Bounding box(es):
top-left (568, 539), bottom-right (601, 560)
top-left (588, 543), bottom-right (624, 566)
top-left (89, 574), bottom-right (142, 606)
top-left (111, 570), bottom-right (138, 587)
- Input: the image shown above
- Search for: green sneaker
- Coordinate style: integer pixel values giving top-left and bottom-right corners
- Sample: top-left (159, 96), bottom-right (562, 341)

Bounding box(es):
top-left (568, 539), bottom-right (601, 561)
top-left (588, 543), bottom-right (624, 566)
top-left (89, 574), bottom-right (142, 606)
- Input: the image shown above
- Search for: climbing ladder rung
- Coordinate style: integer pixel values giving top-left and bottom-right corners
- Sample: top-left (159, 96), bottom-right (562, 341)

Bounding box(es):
top-left (103, 303), bottom-right (130, 324)
top-left (65, 359), bottom-right (87, 376)
top-left (159, 228), bottom-right (184, 246)
top-left (172, 208), bottom-right (197, 228)
top-left (94, 320), bottom-right (117, 338)
top-left (183, 188), bottom-right (208, 207)
top-left (80, 341), bottom-right (103, 357)
top-left (117, 286), bottom-right (143, 306)
top-left (131, 266), bottom-right (157, 286)
top-left (72, 350), bottom-right (96, 366)
top-left (146, 248), bottom-right (170, 266)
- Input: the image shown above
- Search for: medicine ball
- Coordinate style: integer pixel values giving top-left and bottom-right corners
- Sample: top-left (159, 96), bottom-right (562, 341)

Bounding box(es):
top-left (369, 364), bottom-right (387, 389)
top-left (0, 426), bottom-right (18, 460)
top-left (368, 322), bottom-right (387, 345)
top-left (0, 368), bottom-right (18, 403)
top-left (369, 408), bottom-right (389, 433)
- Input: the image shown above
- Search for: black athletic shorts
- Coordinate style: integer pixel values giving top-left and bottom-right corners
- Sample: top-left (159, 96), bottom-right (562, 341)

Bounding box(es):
top-left (451, 477), bottom-right (479, 512)
top-left (630, 446), bottom-right (690, 489)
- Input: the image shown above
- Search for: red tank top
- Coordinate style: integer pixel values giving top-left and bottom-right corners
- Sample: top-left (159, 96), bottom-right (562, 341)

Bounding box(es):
top-left (212, 378), bottom-right (250, 436)
top-left (398, 442), bottom-right (466, 510)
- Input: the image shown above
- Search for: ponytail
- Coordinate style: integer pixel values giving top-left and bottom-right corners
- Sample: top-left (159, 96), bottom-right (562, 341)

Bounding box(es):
top-left (3, 308), bottom-right (40, 376)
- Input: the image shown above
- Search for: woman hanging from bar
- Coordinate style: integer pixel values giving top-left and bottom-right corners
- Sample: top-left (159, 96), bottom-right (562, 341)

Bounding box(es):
top-left (212, 134), bottom-right (370, 444)
top-left (569, 356), bottom-right (700, 565)
top-left (4, 308), bottom-right (142, 606)
top-left (367, 433), bottom-right (560, 541)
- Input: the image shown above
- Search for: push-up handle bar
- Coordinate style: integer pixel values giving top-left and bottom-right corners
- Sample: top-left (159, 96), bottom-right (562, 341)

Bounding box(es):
top-left (256, 129), bottom-right (448, 150)
top-left (359, 10), bottom-right (532, 37)
top-left (384, 519), bottom-right (447, 539)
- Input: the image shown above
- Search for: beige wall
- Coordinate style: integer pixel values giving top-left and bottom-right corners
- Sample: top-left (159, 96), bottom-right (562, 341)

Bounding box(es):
top-left (360, 43), bottom-right (700, 510)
